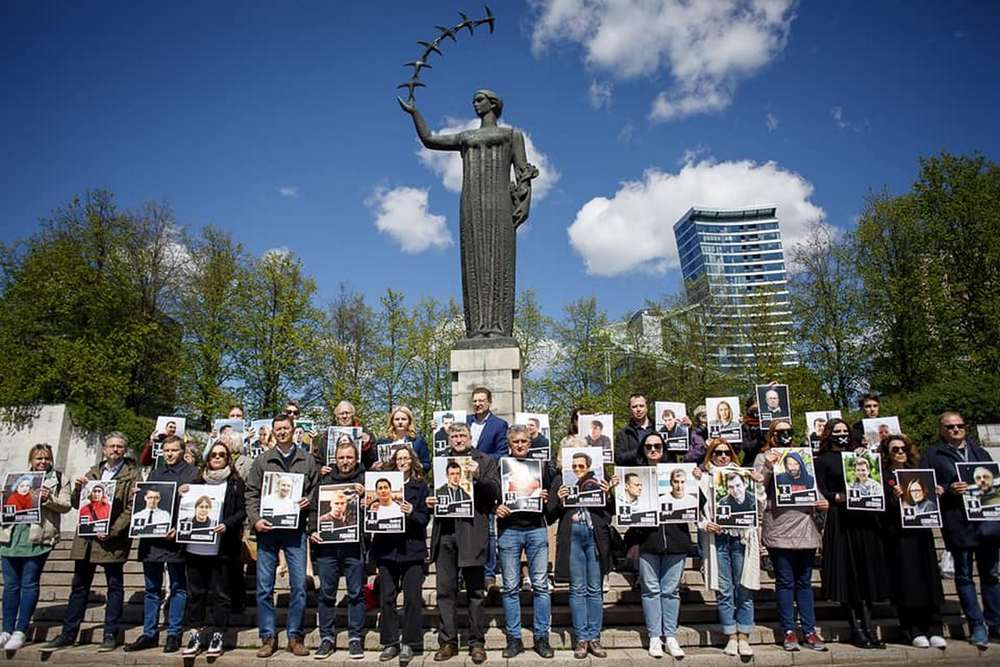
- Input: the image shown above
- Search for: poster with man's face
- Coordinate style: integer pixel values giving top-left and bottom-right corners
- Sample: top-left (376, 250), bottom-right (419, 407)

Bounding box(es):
top-left (956, 462), bottom-right (1000, 521)
top-left (706, 397), bottom-right (742, 443)
top-left (514, 412), bottom-right (551, 461)
top-left (561, 447), bottom-right (605, 507)
top-left (841, 452), bottom-right (884, 511)
top-left (78, 480), bottom-right (116, 537)
top-left (656, 463), bottom-right (699, 523)
top-left (895, 469), bottom-right (942, 529)
top-left (260, 471), bottom-right (304, 528)
top-left (433, 457), bottom-right (475, 517)
top-left (432, 410), bottom-right (467, 457)
top-left (713, 466), bottom-right (757, 528)
top-left (862, 416), bottom-right (901, 451)
top-left (756, 384), bottom-right (791, 427)
top-left (1, 472), bottom-right (44, 525)
top-left (328, 426), bottom-right (363, 464)
top-left (615, 466), bottom-right (658, 527)
top-left (129, 481), bottom-right (176, 538)
top-left (579, 414), bottom-right (614, 464)
top-left (805, 410), bottom-right (841, 451)
top-left (654, 401), bottom-right (689, 452)
top-left (152, 415), bottom-right (186, 466)
top-left (364, 471), bottom-right (405, 533)
top-left (772, 448), bottom-right (819, 507)
top-left (176, 483), bottom-right (225, 545)
top-left (501, 457), bottom-right (544, 512)
top-left (317, 483), bottom-right (360, 543)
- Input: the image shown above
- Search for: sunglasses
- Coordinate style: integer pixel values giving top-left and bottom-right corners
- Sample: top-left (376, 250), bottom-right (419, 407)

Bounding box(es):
top-left (209, 451), bottom-right (228, 459)
top-left (713, 450), bottom-right (732, 457)
top-left (571, 464), bottom-right (588, 470)
top-left (944, 424), bottom-right (966, 431)
top-left (889, 446), bottom-right (906, 454)
top-left (644, 443), bottom-right (663, 450)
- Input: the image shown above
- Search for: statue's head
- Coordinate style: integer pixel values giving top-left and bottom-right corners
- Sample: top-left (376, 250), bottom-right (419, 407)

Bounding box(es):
top-left (473, 89), bottom-right (503, 119)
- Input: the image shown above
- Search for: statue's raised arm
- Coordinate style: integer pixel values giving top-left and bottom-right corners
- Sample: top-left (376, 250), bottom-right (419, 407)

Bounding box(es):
top-left (398, 97), bottom-right (463, 151)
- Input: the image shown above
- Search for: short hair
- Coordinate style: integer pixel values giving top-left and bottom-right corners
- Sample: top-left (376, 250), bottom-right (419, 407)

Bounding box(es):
top-left (590, 420), bottom-right (603, 430)
top-left (334, 439), bottom-right (357, 457)
top-left (661, 409), bottom-right (676, 419)
top-left (166, 421), bottom-right (176, 427)
top-left (375, 477), bottom-right (391, 488)
top-left (973, 465), bottom-right (993, 479)
top-left (194, 495), bottom-right (212, 508)
top-left (334, 400), bottom-right (356, 414)
top-left (228, 404), bottom-right (244, 414)
top-left (624, 472), bottom-right (639, 484)
top-left (938, 410), bottom-right (964, 427)
top-left (508, 424), bottom-right (530, 439)
top-left (144, 488), bottom-right (160, 497)
top-left (472, 387), bottom-right (492, 402)
top-left (446, 461), bottom-right (461, 473)
top-left (284, 399), bottom-right (301, 410)
top-left (104, 431), bottom-right (128, 447)
top-left (725, 471), bottom-right (744, 485)
top-left (442, 412), bottom-right (454, 420)
top-left (572, 451), bottom-right (592, 467)
top-left (161, 435), bottom-right (184, 448)
top-left (272, 413), bottom-right (294, 428)
top-left (474, 89), bottom-right (503, 118)
top-left (447, 422), bottom-right (470, 436)
top-left (859, 393), bottom-right (880, 408)
top-left (628, 393), bottom-right (647, 404)
top-left (670, 468), bottom-right (687, 481)
top-left (528, 417), bottom-right (540, 427)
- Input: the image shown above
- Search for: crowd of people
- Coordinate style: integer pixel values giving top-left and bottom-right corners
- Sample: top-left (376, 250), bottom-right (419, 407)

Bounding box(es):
top-left (1, 389), bottom-right (998, 663)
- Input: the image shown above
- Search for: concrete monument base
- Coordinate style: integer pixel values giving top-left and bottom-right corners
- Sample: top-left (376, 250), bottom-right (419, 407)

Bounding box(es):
top-left (450, 343), bottom-right (522, 424)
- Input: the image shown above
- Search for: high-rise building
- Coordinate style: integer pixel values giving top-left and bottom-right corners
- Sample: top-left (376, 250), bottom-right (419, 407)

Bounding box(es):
top-left (673, 206), bottom-right (798, 369)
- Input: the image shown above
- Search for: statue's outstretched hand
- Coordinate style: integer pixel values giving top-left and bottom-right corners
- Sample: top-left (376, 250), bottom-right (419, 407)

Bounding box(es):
top-left (397, 97), bottom-right (416, 114)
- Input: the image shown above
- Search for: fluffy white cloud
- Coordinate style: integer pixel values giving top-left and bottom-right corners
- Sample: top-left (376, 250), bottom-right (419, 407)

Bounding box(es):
top-left (567, 156), bottom-right (826, 276)
top-left (589, 80), bottom-right (614, 109)
top-left (277, 186), bottom-right (300, 198)
top-left (367, 186), bottom-right (451, 254)
top-left (530, 0), bottom-right (796, 121)
top-left (416, 118), bottom-right (560, 200)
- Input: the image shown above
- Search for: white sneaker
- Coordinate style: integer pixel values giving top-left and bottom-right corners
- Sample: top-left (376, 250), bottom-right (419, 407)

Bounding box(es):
top-left (648, 637), bottom-right (664, 658)
top-left (912, 635), bottom-right (930, 648)
top-left (738, 637), bottom-right (754, 656)
top-left (665, 637), bottom-right (685, 658)
top-left (929, 635), bottom-right (947, 649)
top-left (0, 633), bottom-right (10, 649)
top-left (5, 631), bottom-right (25, 650)
top-left (723, 637), bottom-right (739, 656)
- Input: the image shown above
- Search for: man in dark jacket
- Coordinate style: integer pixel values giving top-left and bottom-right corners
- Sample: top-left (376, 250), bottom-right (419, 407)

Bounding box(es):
top-left (851, 393), bottom-right (881, 447)
top-left (920, 410), bottom-right (1000, 648)
top-left (466, 387), bottom-right (508, 584)
top-left (125, 436), bottom-right (199, 653)
top-left (614, 394), bottom-right (656, 466)
top-left (246, 413), bottom-right (320, 658)
top-left (427, 422), bottom-right (501, 664)
top-left (310, 437), bottom-right (366, 659)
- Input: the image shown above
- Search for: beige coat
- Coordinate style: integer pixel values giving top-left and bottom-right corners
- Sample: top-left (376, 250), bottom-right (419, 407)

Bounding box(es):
top-left (0, 470), bottom-right (72, 548)
top-left (68, 458), bottom-right (141, 563)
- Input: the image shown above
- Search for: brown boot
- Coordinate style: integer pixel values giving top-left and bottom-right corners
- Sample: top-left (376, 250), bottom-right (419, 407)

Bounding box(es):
top-left (288, 637), bottom-right (310, 656)
top-left (588, 640), bottom-right (607, 658)
top-left (256, 636), bottom-right (278, 658)
top-left (574, 641), bottom-right (589, 659)
top-left (433, 643), bottom-right (458, 661)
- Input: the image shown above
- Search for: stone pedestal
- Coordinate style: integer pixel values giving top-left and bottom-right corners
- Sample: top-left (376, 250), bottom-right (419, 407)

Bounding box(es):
top-left (450, 343), bottom-right (522, 424)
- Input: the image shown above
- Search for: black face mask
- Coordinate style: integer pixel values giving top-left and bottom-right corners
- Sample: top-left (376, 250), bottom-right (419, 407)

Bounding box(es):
top-left (832, 434), bottom-right (851, 448)
top-left (776, 430), bottom-right (794, 446)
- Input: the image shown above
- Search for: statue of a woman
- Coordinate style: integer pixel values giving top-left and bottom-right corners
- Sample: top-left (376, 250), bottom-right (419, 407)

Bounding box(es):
top-left (400, 90), bottom-right (538, 341)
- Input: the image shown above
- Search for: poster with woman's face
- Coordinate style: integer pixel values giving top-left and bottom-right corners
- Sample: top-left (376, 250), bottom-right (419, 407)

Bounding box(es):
top-left (561, 447), bottom-right (605, 507)
top-left (706, 397), bottom-right (742, 443)
top-left (713, 466), bottom-right (757, 528)
top-left (772, 448), bottom-right (818, 507)
top-left (433, 457), bottom-right (475, 518)
top-left (78, 480), bottom-right (116, 536)
top-left (364, 471), bottom-right (405, 533)
top-left (755, 384), bottom-right (791, 427)
top-left (514, 413), bottom-right (551, 461)
top-left (656, 463), bottom-right (699, 524)
top-left (176, 484), bottom-right (225, 545)
top-left (1, 472), bottom-right (44, 525)
top-left (579, 414), bottom-right (614, 464)
top-left (614, 466), bottom-right (658, 527)
top-left (894, 469), bottom-right (942, 529)
top-left (317, 483), bottom-right (360, 543)
top-left (956, 461), bottom-right (1000, 521)
top-left (841, 452), bottom-right (884, 511)
top-left (654, 402), bottom-right (689, 452)
top-left (501, 457), bottom-right (543, 512)
top-left (260, 471), bottom-right (304, 529)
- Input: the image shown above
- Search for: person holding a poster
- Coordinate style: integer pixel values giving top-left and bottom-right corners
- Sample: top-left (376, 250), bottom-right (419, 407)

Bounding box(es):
top-left (426, 421), bottom-right (501, 664)
top-left (2, 475), bottom-right (40, 520)
top-left (466, 388), bottom-right (507, 590)
top-left (495, 425), bottom-right (556, 659)
top-left (245, 413), bottom-right (320, 658)
top-left (310, 436), bottom-right (366, 660)
top-left (549, 435), bottom-right (614, 659)
top-left (656, 406), bottom-right (689, 454)
top-left (814, 418), bottom-right (889, 649)
top-left (126, 435), bottom-right (199, 654)
top-left (129, 485), bottom-right (173, 537)
top-left (615, 394), bottom-right (656, 466)
top-left (372, 445), bottom-right (430, 665)
top-left (45, 432), bottom-right (141, 653)
top-left (920, 410), bottom-right (999, 649)
top-left (753, 421), bottom-right (829, 652)
top-left (879, 434), bottom-right (947, 648)
top-left (373, 405), bottom-right (431, 472)
top-left (0, 444), bottom-right (71, 652)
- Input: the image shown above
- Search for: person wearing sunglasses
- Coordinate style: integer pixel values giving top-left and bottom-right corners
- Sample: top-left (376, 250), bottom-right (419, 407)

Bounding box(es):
top-left (879, 434), bottom-right (946, 649)
top-left (814, 418), bottom-right (889, 649)
top-left (920, 411), bottom-right (999, 649)
top-left (697, 438), bottom-right (765, 657)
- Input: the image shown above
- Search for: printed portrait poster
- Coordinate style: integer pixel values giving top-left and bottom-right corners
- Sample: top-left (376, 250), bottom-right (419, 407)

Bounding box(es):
top-left (364, 471), bottom-right (405, 533)
top-left (756, 384), bottom-right (791, 427)
top-left (292, 419), bottom-right (315, 451)
top-left (152, 415), bottom-right (186, 468)
top-left (561, 446), bottom-right (606, 507)
top-left (862, 416), bottom-right (901, 451)
top-left (842, 452), bottom-right (885, 511)
top-left (805, 410), bottom-right (842, 451)
top-left (432, 410), bottom-right (467, 457)
top-left (501, 457), bottom-right (544, 512)
top-left (328, 426), bottom-right (364, 464)
top-left (260, 471), bottom-right (304, 529)
top-left (656, 463), bottom-right (699, 524)
top-left (895, 469), bottom-right (943, 529)
top-left (956, 461), bottom-right (1000, 521)
top-left (772, 448), bottom-right (819, 507)
top-left (515, 412), bottom-right (551, 461)
top-left (580, 414), bottom-right (614, 464)
top-left (317, 483), bottom-right (360, 543)
top-left (377, 439), bottom-right (410, 466)
top-left (77, 480), bottom-right (116, 537)
top-left (176, 484), bottom-right (226, 545)
top-left (713, 466), bottom-right (757, 529)
top-left (655, 401), bottom-right (690, 453)
top-left (249, 419), bottom-right (273, 457)
top-left (615, 466), bottom-right (658, 527)
top-left (433, 457), bottom-right (475, 518)
top-left (210, 418), bottom-right (245, 452)
top-left (707, 397), bottom-right (743, 444)
top-left (128, 481), bottom-right (176, 538)
top-left (1, 472), bottom-right (44, 525)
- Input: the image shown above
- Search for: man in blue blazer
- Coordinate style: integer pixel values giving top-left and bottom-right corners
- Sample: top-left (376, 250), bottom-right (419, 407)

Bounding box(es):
top-left (466, 387), bottom-right (508, 585)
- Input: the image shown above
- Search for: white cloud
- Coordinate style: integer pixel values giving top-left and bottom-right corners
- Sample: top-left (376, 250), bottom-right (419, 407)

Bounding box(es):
top-left (416, 118), bottom-right (560, 200)
top-left (589, 79), bottom-right (614, 109)
top-left (530, 0), bottom-right (796, 121)
top-left (766, 111), bottom-right (779, 131)
top-left (567, 155), bottom-right (826, 276)
top-left (277, 186), bottom-right (300, 199)
top-left (367, 186), bottom-right (452, 254)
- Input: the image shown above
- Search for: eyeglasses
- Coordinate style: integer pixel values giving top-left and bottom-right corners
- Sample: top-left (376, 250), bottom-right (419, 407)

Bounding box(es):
top-left (571, 464), bottom-right (588, 470)
top-left (712, 450), bottom-right (732, 458)
top-left (209, 451), bottom-right (228, 459)
top-left (944, 424), bottom-right (966, 431)
top-left (286, 410), bottom-right (300, 416)
top-left (644, 443), bottom-right (663, 450)
top-left (889, 446), bottom-right (906, 454)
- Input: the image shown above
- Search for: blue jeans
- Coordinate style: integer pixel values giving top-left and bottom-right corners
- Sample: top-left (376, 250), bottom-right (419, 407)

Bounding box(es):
top-left (142, 561), bottom-right (187, 638)
top-left (715, 534), bottom-right (754, 634)
top-left (256, 530), bottom-right (307, 640)
top-left (770, 548), bottom-right (816, 634)
top-left (638, 551), bottom-right (686, 640)
top-left (1, 553), bottom-right (49, 633)
top-left (568, 522), bottom-right (603, 642)
top-left (951, 546), bottom-right (1000, 629)
top-left (485, 513), bottom-right (497, 578)
top-left (498, 526), bottom-right (551, 641)
top-left (314, 548), bottom-right (365, 641)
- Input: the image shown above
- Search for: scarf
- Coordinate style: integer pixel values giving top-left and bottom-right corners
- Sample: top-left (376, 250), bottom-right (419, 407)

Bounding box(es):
top-left (203, 467), bottom-right (232, 484)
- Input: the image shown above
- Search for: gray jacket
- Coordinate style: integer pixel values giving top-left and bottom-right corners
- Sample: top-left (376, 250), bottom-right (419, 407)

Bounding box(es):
top-left (753, 452), bottom-right (821, 550)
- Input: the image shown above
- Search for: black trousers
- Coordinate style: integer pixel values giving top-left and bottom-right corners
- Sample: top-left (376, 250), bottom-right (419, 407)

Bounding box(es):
top-left (62, 560), bottom-right (124, 641)
top-left (898, 604), bottom-right (943, 639)
top-left (378, 559), bottom-right (425, 648)
top-left (185, 555), bottom-right (230, 632)
top-left (435, 534), bottom-right (486, 646)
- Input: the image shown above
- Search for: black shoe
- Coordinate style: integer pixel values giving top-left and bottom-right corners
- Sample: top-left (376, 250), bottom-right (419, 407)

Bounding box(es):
top-left (399, 644), bottom-right (414, 665)
top-left (379, 644), bottom-right (400, 662)
top-left (43, 635), bottom-right (75, 651)
top-left (503, 639), bottom-right (524, 658)
top-left (163, 634), bottom-right (182, 653)
top-left (469, 644), bottom-right (487, 664)
top-left (534, 637), bottom-right (554, 659)
top-left (349, 639), bottom-right (364, 659)
top-left (98, 636), bottom-right (119, 653)
top-left (315, 638), bottom-right (336, 659)
top-left (124, 634), bottom-right (158, 652)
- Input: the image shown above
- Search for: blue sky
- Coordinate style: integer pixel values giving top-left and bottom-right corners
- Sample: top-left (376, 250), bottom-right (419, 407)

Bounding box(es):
top-left (3, 1), bottom-right (999, 321)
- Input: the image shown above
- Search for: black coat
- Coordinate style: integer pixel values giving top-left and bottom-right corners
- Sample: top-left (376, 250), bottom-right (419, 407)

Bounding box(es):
top-left (880, 470), bottom-right (944, 609)
top-left (429, 447), bottom-right (501, 567)
top-left (313, 464), bottom-right (366, 558)
top-left (548, 472), bottom-right (614, 582)
top-left (183, 474), bottom-right (247, 561)
top-left (920, 438), bottom-right (1000, 550)
top-left (371, 478), bottom-right (430, 563)
top-left (138, 460), bottom-right (200, 563)
top-left (614, 419), bottom-right (656, 466)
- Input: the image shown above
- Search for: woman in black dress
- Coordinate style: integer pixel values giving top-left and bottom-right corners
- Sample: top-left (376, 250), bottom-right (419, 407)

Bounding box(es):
top-left (880, 434), bottom-right (947, 648)
top-left (814, 418), bottom-right (889, 648)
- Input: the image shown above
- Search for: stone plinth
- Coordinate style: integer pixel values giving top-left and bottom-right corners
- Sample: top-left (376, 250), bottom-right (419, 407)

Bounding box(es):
top-left (450, 343), bottom-right (522, 424)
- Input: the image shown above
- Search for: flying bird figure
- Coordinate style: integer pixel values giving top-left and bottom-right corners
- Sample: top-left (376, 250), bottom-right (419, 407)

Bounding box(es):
top-left (417, 40), bottom-right (443, 59)
top-left (456, 12), bottom-right (475, 36)
top-left (397, 78), bottom-right (426, 100)
top-left (474, 6), bottom-right (495, 33)
top-left (435, 25), bottom-right (458, 43)
top-left (404, 59), bottom-right (433, 76)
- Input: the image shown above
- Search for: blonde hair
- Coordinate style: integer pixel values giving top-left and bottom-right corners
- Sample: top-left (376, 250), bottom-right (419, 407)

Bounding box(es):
top-left (384, 405), bottom-right (417, 440)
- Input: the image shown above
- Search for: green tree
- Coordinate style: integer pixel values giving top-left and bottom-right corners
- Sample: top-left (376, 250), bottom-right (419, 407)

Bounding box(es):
top-left (513, 289), bottom-right (551, 409)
